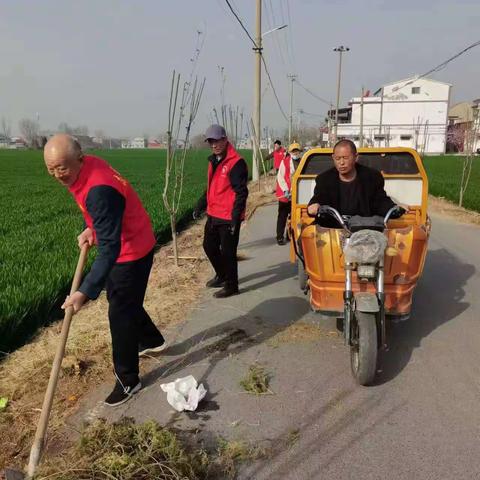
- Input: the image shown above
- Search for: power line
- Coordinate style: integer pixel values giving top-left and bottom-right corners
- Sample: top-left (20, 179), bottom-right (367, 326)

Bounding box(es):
top-left (262, 55), bottom-right (289, 121)
top-left (264, 0), bottom-right (288, 70)
top-left (392, 39), bottom-right (480, 94)
top-left (296, 79), bottom-right (333, 106)
top-left (222, 0), bottom-right (289, 122)
top-left (224, 0), bottom-right (257, 47)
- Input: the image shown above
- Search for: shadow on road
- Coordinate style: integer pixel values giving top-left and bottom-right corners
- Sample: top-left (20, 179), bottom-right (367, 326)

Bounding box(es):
top-left (142, 296), bottom-right (310, 388)
top-left (239, 236), bottom-right (278, 250)
top-left (377, 247), bottom-right (475, 384)
top-left (240, 261), bottom-right (295, 291)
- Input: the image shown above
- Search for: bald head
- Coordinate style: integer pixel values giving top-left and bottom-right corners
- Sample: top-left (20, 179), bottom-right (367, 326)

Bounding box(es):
top-left (44, 134), bottom-right (84, 187)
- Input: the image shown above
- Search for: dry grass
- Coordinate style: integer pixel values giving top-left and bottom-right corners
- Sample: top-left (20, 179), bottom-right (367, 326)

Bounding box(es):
top-left (239, 364), bottom-right (273, 395)
top-left (35, 418), bottom-right (266, 480)
top-left (0, 179), bottom-right (276, 472)
top-left (267, 321), bottom-right (339, 348)
top-left (216, 437), bottom-right (268, 478)
top-left (428, 194), bottom-right (480, 225)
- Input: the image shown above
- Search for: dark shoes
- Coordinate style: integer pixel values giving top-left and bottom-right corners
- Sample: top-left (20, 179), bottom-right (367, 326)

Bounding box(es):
top-left (277, 237), bottom-right (286, 245)
top-left (213, 286), bottom-right (239, 298)
top-left (104, 380), bottom-right (142, 407)
top-left (206, 275), bottom-right (226, 288)
top-left (139, 340), bottom-right (168, 357)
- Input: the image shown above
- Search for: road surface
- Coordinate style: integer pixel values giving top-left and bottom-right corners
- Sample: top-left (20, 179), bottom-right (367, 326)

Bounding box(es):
top-left (78, 204), bottom-right (480, 479)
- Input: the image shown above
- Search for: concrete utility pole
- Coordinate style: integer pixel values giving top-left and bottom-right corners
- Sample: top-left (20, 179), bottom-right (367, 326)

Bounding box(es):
top-left (359, 86), bottom-right (364, 148)
top-left (333, 45), bottom-right (349, 141)
top-left (378, 87), bottom-right (385, 147)
top-left (252, 0), bottom-right (262, 182)
top-left (288, 74), bottom-right (297, 144)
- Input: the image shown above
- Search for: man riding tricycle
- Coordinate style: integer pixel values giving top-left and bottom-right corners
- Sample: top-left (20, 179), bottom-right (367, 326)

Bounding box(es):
top-left (289, 140), bottom-right (430, 385)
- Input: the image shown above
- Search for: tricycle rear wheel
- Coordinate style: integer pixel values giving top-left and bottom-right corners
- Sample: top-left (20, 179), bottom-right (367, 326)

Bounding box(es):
top-left (297, 260), bottom-right (308, 291)
top-left (350, 311), bottom-right (377, 386)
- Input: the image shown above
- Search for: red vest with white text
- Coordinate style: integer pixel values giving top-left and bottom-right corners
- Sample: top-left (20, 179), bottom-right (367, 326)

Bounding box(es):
top-left (69, 155), bottom-right (156, 263)
top-left (207, 142), bottom-right (246, 221)
top-left (276, 154), bottom-right (292, 203)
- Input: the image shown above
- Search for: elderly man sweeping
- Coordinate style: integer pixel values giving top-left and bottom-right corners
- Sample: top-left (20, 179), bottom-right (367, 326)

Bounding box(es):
top-left (44, 134), bottom-right (166, 406)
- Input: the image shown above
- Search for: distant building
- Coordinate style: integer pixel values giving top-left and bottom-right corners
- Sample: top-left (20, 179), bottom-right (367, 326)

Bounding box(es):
top-left (447, 100), bottom-right (480, 153)
top-left (72, 135), bottom-right (96, 150)
top-left (333, 76), bottom-right (451, 154)
top-left (121, 137), bottom-right (147, 149)
top-left (8, 137), bottom-right (27, 149)
top-left (0, 135), bottom-right (10, 148)
top-left (147, 139), bottom-right (164, 149)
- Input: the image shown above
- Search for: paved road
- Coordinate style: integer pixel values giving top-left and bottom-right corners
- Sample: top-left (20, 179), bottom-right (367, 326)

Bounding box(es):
top-left (78, 205), bottom-right (480, 479)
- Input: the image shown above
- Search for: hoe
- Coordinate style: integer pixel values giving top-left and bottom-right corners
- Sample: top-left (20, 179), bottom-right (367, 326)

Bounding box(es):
top-left (4, 245), bottom-right (89, 479)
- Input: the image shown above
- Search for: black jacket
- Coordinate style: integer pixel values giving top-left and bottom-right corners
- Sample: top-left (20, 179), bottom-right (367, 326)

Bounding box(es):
top-left (309, 163), bottom-right (395, 225)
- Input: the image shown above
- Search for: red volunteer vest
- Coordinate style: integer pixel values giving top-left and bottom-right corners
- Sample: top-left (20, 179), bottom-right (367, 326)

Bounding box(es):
top-left (276, 154), bottom-right (292, 203)
top-left (273, 147), bottom-right (286, 170)
top-left (69, 155), bottom-right (156, 263)
top-left (206, 142), bottom-right (246, 221)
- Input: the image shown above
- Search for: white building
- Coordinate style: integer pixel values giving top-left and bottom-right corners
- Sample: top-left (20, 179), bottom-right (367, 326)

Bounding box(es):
top-left (121, 137), bottom-right (146, 149)
top-left (336, 77), bottom-right (451, 154)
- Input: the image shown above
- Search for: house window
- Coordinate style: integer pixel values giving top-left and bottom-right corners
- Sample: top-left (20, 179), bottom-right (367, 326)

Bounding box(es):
top-left (400, 135), bottom-right (412, 140)
top-left (411, 87), bottom-right (420, 94)
top-left (374, 135), bottom-right (386, 141)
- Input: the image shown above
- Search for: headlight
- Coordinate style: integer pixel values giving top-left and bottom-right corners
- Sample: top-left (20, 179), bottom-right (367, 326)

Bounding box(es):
top-left (357, 264), bottom-right (376, 278)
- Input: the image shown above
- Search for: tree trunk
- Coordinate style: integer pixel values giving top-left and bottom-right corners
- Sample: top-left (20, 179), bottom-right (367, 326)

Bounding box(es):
top-left (170, 214), bottom-right (178, 267)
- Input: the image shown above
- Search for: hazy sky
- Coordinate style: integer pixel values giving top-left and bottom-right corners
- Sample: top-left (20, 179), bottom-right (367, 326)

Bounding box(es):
top-left (0, 0), bottom-right (478, 138)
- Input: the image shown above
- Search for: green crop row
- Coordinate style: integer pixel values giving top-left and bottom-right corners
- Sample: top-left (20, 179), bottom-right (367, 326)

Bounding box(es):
top-left (423, 155), bottom-right (480, 212)
top-left (0, 148), bottom-right (252, 351)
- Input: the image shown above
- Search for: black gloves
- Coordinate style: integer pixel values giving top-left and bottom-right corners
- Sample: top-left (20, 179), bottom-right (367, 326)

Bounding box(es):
top-left (228, 221), bottom-right (240, 236)
top-left (389, 206), bottom-right (406, 219)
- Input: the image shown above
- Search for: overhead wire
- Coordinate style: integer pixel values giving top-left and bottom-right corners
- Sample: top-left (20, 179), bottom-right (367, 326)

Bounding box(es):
top-left (296, 79), bottom-right (333, 106)
top-left (264, 0), bottom-right (288, 70)
top-left (284, 0), bottom-right (296, 71)
top-left (391, 39), bottom-right (480, 94)
top-left (222, 0), bottom-right (289, 122)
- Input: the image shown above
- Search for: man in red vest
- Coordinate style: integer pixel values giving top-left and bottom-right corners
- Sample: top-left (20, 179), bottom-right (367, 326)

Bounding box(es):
top-left (44, 134), bottom-right (165, 407)
top-left (264, 139), bottom-right (286, 172)
top-left (275, 142), bottom-right (302, 244)
top-left (193, 125), bottom-right (248, 298)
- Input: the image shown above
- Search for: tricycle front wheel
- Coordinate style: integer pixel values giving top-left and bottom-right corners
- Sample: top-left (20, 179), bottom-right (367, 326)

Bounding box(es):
top-left (350, 311), bottom-right (378, 386)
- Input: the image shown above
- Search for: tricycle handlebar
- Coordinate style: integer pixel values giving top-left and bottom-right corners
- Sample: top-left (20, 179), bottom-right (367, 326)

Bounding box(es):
top-left (316, 205), bottom-right (406, 232)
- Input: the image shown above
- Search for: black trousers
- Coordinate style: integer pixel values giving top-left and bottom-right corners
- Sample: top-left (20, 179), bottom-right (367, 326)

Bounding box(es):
top-left (203, 217), bottom-right (240, 289)
top-left (276, 201), bottom-right (291, 240)
top-left (106, 249), bottom-right (164, 386)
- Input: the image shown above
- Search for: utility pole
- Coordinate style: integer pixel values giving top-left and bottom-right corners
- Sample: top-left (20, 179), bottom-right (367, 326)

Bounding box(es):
top-left (287, 74), bottom-right (297, 144)
top-left (252, 0), bottom-right (262, 182)
top-left (378, 87), bottom-right (384, 147)
top-left (333, 46), bottom-right (349, 141)
top-left (359, 86), bottom-right (364, 148)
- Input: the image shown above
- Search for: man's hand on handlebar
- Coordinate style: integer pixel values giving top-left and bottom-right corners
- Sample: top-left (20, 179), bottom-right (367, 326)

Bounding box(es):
top-left (389, 205), bottom-right (408, 219)
top-left (307, 203), bottom-right (320, 216)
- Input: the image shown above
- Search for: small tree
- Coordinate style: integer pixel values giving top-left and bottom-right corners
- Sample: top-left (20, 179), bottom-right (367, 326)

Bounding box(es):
top-left (458, 118), bottom-right (479, 207)
top-left (163, 71), bottom-right (205, 266)
top-left (19, 118), bottom-right (39, 147)
top-left (1, 117), bottom-right (11, 143)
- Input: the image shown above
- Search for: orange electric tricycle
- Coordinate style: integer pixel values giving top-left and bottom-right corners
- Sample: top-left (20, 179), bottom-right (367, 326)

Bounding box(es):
top-left (289, 148), bottom-right (431, 385)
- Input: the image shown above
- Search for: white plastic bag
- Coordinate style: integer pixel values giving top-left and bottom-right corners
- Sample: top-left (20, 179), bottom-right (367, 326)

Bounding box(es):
top-left (160, 375), bottom-right (207, 412)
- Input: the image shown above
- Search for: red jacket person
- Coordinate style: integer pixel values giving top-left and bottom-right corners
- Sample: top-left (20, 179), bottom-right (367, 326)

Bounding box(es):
top-left (194, 125), bottom-right (249, 298)
top-left (44, 134), bottom-right (166, 407)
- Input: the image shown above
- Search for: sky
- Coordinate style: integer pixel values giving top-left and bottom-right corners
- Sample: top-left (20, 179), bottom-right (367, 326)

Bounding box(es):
top-left (0, 0), bottom-right (478, 138)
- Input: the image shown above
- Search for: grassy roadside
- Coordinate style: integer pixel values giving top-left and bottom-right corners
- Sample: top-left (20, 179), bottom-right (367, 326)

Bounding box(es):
top-left (0, 177), bottom-right (275, 474)
top-left (423, 155), bottom-right (480, 212)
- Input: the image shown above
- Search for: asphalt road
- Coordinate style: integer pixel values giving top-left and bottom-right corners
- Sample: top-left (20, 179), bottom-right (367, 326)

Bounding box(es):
top-left (78, 205), bottom-right (480, 480)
